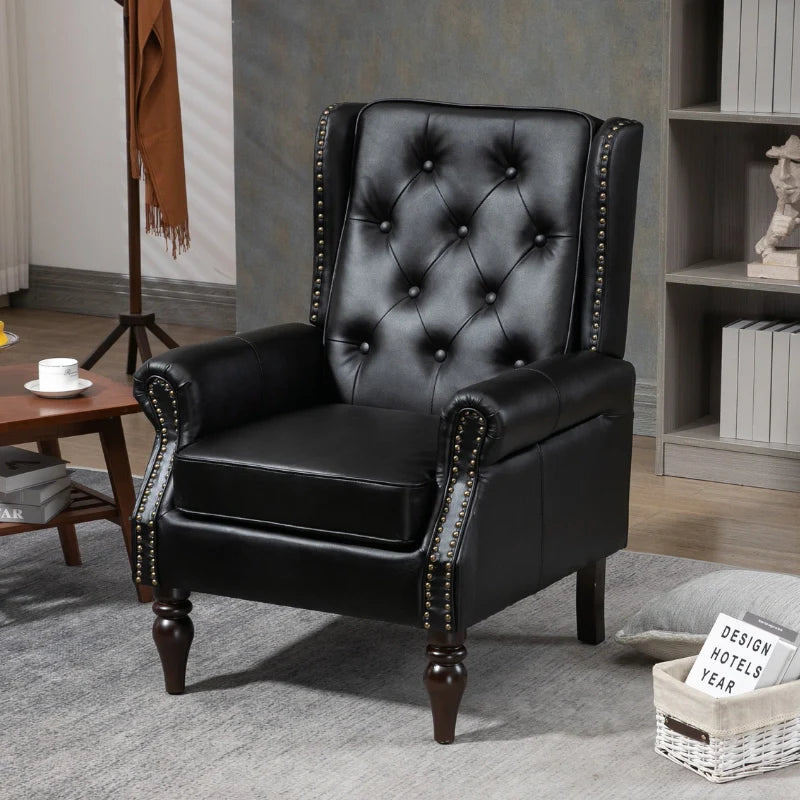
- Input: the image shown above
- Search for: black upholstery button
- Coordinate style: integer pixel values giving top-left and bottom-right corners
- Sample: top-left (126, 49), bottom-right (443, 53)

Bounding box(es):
top-left (359, 342), bottom-right (370, 354)
top-left (457, 225), bottom-right (468, 238)
top-left (485, 292), bottom-right (497, 305)
top-left (408, 285), bottom-right (420, 298)
top-left (534, 233), bottom-right (547, 247)
top-left (422, 160), bottom-right (434, 172)
top-left (505, 166), bottom-right (517, 179)
top-left (514, 359), bottom-right (525, 368)
top-left (379, 221), bottom-right (392, 233)
top-left (434, 349), bottom-right (447, 362)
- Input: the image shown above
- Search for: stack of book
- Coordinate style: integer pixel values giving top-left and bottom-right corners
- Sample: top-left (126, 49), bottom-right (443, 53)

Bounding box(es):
top-left (0, 445), bottom-right (72, 524)
top-left (686, 611), bottom-right (800, 697)
top-left (721, 0), bottom-right (800, 113)
top-left (720, 319), bottom-right (800, 443)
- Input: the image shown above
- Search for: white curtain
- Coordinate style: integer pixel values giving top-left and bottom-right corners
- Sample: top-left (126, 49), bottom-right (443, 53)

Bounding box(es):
top-left (0, 0), bottom-right (28, 294)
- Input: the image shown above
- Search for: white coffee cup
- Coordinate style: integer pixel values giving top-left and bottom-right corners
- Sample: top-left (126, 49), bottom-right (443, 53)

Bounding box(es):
top-left (39, 358), bottom-right (79, 392)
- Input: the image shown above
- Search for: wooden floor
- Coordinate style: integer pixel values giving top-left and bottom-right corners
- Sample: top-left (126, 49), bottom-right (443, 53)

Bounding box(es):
top-left (2, 307), bottom-right (799, 575)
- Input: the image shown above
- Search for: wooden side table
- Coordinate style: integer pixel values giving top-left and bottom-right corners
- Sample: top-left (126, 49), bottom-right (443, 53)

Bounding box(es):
top-left (0, 364), bottom-right (149, 602)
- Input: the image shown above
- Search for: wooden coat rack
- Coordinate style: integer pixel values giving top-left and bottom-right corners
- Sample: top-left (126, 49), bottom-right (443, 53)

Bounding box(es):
top-left (82, 0), bottom-right (179, 374)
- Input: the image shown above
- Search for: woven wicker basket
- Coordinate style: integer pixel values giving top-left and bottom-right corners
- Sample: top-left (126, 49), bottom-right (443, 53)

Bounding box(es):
top-left (653, 656), bottom-right (800, 783)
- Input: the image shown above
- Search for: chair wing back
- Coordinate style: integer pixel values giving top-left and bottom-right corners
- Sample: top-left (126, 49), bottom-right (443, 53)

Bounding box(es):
top-left (314, 100), bottom-right (642, 414)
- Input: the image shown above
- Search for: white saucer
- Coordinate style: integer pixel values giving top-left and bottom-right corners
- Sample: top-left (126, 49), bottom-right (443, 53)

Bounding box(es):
top-left (24, 378), bottom-right (93, 399)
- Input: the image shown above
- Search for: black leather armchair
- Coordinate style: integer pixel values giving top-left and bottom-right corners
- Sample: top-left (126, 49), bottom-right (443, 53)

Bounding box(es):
top-left (133, 101), bottom-right (643, 743)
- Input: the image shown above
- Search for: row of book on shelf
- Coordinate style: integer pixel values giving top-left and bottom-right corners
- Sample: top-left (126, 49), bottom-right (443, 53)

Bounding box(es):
top-left (687, 611), bottom-right (800, 697)
top-left (721, 0), bottom-right (800, 113)
top-left (0, 446), bottom-right (72, 524)
top-left (720, 319), bottom-right (800, 443)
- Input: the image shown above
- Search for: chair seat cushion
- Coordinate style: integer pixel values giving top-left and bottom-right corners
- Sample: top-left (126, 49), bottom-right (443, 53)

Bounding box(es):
top-left (173, 403), bottom-right (440, 547)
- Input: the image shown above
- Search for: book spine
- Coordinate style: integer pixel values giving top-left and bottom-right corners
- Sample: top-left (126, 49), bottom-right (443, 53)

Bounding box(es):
top-left (755, 0), bottom-right (777, 112)
top-left (792, 0), bottom-right (800, 110)
top-left (770, 327), bottom-right (793, 442)
top-left (721, 323), bottom-right (743, 438)
top-left (774, 0), bottom-right (795, 111)
top-left (722, 0), bottom-right (744, 110)
top-left (753, 326), bottom-right (774, 441)
top-left (788, 333), bottom-right (800, 444)
top-left (0, 504), bottom-right (48, 524)
top-left (739, 0), bottom-right (761, 112)
top-left (0, 475), bottom-right (71, 505)
top-left (737, 326), bottom-right (758, 439)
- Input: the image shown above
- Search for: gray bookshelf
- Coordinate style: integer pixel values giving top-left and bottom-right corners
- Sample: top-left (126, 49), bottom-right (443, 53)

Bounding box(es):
top-left (657, 0), bottom-right (800, 491)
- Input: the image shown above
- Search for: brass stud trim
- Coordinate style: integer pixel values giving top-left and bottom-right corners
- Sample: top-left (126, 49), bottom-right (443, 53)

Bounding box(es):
top-left (310, 103), bottom-right (341, 325)
top-left (137, 377), bottom-right (180, 587)
top-left (422, 409), bottom-right (485, 632)
top-left (590, 119), bottom-right (631, 351)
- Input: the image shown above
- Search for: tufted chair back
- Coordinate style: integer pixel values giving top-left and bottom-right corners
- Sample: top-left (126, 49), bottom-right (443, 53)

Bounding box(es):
top-left (316, 101), bottom-right (641, 415)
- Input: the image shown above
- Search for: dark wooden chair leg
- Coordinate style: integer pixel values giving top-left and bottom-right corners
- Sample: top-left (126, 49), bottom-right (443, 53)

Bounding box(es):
top-left (424, 630), bottom-right (467, 744)
top-left (152, 588), bottom-right (193, 694)
top-left (576, 557), bottom-right (606, 645)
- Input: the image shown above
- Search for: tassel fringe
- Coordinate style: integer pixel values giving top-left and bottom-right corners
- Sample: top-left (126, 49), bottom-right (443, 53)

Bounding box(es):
top-left (146, 202), bottom-right (190, 259)
top-left (133, 156), bottom-right (190, 259)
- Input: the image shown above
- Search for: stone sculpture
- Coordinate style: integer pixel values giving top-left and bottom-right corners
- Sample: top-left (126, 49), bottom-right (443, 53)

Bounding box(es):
top-left (749, 135), bottom-right (800, 280)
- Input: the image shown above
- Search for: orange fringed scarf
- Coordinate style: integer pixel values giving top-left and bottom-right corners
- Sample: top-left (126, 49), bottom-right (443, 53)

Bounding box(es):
top-left (128, 0), bottom-right (190, 258)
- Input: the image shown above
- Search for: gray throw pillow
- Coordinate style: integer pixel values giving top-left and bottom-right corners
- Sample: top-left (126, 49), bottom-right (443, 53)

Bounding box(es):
top-left (615, 569), bottom-right (800, 661)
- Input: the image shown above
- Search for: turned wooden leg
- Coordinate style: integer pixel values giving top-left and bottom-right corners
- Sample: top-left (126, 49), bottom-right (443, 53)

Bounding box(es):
top-left (576, 557), bottom-right (606, 645)
top-left (424, 630), bottom-right (467, 744)
top-left (152, 588), bottom-right (193, 694)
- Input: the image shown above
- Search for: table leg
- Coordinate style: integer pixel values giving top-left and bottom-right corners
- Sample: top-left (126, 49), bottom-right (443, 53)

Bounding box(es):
top-left (36, 440), bottom-right (81, 567)
top-left (99, 417), bottom-right (152, 603)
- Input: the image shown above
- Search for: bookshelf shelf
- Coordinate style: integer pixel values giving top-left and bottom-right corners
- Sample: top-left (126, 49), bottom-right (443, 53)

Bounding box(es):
top-left (658, 1), bottom-right (800, 491)
top-left (669, 102), bottom-right (800, 125)
top-left (664, 416), bottom-right (800, 459)
top-left (666, 261), bottom-right (800, 294)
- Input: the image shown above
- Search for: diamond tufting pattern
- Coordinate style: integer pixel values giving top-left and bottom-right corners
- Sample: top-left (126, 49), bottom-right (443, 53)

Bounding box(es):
top-left (324, 102), bottom-right (595, 414)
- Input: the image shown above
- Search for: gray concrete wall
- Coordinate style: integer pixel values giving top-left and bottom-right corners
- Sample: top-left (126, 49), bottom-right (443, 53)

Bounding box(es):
top-left (233, 0), bottom-right (664, 385)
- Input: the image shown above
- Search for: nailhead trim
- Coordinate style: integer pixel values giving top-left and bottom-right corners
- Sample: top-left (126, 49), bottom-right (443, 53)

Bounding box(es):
top-left (590, 118), bottom-right (632, 352)
top-left (133, 377), bottom-right (179, 587)
top-left (423, 410), bottom-right (486, 631)
top-left (309, 104), bottom-right (339, 326)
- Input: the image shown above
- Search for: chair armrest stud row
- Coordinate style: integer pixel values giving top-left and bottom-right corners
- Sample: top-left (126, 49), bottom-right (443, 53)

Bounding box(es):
top-left (591, 117), bottom-right (634, 352)
top-left (133, 377), bottom-right (179, 587)
top-left (310, 104), bottom-right (338, 324)
top-left (424, 409), bottom-right (486, 631)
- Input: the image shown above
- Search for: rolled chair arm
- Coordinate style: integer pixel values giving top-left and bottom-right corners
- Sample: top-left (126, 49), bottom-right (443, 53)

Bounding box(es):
top-left (131, 323), bottom-right (328, 588)
top-left (440, 351), bottom-right (635, 466)
top-left (422, 351), bottom-right (634, 629)
top-left (133, 323), bottom-right (328, 449)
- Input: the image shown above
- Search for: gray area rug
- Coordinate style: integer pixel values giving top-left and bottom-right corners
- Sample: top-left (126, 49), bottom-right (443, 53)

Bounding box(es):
top-left (1, 469), bottom-right (799, 799)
